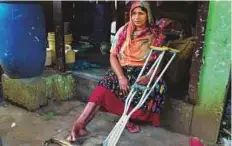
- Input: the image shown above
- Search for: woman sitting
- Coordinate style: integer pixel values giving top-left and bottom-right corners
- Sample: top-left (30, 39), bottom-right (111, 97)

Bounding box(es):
top-left (68, 1), bottom-right (169, 142)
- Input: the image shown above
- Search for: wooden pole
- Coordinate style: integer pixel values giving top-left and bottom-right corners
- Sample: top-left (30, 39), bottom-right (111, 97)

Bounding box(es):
top-left (116, 1), bottom-right (125, 31)
top-left (53, 1), bottom-right (66, 72)
top-left (188, 1), bottom-right (209, 104)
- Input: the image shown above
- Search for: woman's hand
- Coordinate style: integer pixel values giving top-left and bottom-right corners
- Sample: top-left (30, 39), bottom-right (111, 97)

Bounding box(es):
top-left (137, 75), bottom-right (150, 85)
top-left (118, 76), bottom-right (129, 96)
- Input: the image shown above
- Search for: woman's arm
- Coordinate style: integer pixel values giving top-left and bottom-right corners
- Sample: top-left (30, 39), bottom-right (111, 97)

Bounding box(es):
top-left (110, 53), bottom-right (129, 95)
top-left (137, 51), bottom-right (164, 85)
top-left (110, 53), bottom-right (124, 79)
top-left (109, 26), bottom-right (129, 94)
top-left (137, 63), bottom-right (162, 85)
top-left (147, 59), bottom-right (162, 78)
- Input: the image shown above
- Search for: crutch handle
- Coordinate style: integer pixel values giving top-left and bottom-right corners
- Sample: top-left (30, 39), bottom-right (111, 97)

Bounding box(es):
top-left (150, 46), bottom-right (180, 53)
top-left (131, 84), bottom-right (150, 91)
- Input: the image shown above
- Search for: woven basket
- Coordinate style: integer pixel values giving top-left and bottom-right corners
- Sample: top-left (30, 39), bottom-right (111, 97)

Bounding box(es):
top-left (165, 36), bottom-right (196, 84)
top-left (167, 36), bottom-right (196, 60)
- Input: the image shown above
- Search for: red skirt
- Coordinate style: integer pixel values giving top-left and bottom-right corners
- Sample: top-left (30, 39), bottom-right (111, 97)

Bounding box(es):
top-left (89, 86), bottom-right (160, 127)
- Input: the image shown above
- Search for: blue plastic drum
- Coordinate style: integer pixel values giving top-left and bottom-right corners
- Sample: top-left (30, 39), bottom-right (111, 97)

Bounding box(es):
top-left (0, 3), bottom-right (46, 78)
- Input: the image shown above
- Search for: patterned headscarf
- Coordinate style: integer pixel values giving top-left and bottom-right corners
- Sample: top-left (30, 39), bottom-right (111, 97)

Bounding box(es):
top-left (111, 1), bottom-right (167, 66)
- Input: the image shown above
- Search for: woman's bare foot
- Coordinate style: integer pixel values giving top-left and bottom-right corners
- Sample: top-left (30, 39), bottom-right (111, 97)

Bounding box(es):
top-left (126, 122), bottom-right (140, 133)
top-left (67, 123), bottom-right (89, 142)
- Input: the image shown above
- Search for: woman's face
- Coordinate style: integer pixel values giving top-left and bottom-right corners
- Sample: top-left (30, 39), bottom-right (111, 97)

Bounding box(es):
top-left (131, 7), bottom-right (148, 28)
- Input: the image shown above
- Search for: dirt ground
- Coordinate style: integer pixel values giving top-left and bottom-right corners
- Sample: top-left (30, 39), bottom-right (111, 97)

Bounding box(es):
top-left (0, 100), bottom-right (190, 146)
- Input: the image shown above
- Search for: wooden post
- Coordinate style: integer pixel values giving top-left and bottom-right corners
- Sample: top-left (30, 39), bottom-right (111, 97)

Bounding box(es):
top-left (105, 2), bottom-right (111, 42)
top-left (53, 1), bottom-right (66, 72)
top-left (188, 1), bottom-right (209, 104)
top-left (116, 1), bottom-right (125, 31)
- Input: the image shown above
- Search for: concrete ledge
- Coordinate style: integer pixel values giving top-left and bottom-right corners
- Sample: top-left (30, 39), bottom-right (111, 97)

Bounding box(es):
top-left (2, 68), bottom-right (194, 137)
top-left (2, 70), bottom-right (77, 111)
top-left (161, 98), bottom-right (194, 135)
top-left (71, 68), bottom-right (107, 102)
top-left (72, 76), bottom-right (97, 102)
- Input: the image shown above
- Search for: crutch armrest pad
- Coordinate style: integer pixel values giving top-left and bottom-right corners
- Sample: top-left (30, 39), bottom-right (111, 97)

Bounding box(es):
top-left (150, 46), bottom-right (180, 53)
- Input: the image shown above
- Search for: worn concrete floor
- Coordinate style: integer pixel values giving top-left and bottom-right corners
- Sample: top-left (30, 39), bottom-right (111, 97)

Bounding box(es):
top-left (0, 100), bottom-right (190, 146)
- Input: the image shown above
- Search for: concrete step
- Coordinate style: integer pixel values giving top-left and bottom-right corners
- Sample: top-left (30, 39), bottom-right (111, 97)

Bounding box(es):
top-left (71, 67), bottom-right (108, 102)
top-left (2, 70), bottom-right (78, 111)
top-left (2, 67), bottom-right (194, 137)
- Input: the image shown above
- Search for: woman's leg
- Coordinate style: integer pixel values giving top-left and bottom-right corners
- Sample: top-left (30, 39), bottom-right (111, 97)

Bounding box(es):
top-left (85, 104), bottom-right (100, 126)
top-left (68, 86), bottom-right (107, 142)
top-left (68, 85), bottom-right (144, 142)
top-left (67, 102), bottom-right (99, 142)
top-left (98, 87), bottom-right (141, 133)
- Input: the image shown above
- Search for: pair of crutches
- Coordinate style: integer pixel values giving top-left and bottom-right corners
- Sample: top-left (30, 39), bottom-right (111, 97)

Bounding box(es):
top-left (103, 46), bottom-right (180, 146)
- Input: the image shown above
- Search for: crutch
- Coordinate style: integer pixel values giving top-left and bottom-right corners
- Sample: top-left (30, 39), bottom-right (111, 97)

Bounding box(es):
top-left (103, 46), bottom-right (180, 146)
